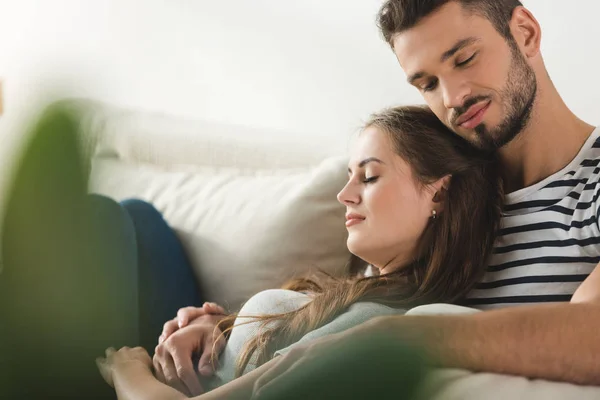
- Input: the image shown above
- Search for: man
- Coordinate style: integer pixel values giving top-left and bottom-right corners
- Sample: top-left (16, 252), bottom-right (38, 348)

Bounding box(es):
top-left (248, 0), bottom-right (600, 393)
top-left (383, 0), bottom-right (598, 309)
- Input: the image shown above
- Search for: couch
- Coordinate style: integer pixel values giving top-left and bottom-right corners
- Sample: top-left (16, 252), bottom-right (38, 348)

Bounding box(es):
top-left (67, 99), bottom-right (600, 399)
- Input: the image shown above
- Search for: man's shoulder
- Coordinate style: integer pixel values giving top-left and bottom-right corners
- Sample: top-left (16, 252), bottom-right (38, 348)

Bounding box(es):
top-left (506, 129), bottom-right (600, 209)
top-left (568, 127), bottom-right (600, 181)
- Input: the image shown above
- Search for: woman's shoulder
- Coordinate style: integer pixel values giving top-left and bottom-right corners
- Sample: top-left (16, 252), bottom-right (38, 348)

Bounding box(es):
top-left (239, 289), bottom-right (312, 316)
top-left (344, 301), bottom-right (405, 320)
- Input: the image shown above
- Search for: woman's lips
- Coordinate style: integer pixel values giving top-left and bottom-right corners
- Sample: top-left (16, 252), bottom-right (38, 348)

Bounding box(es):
top-left (345, 217), bottom-right (365, 227)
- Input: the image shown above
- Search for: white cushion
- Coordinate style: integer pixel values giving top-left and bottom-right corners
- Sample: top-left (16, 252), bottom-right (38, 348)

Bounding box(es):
top-left (422, 369), bottom-right (600, 400)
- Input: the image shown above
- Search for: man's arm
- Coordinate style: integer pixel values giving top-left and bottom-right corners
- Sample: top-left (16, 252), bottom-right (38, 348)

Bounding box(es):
top-left (389, 301), bottom-right (600, 385)
top-left (254, 266), bottom-right (600, 395)
top-left (411, 263), bottom-right (600, 384)
top-left (413, 263), bottom-right (600, 384)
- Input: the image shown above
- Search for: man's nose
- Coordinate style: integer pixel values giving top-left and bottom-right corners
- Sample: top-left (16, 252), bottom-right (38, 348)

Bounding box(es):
top-left (441, 79), bottom-right (471, 110)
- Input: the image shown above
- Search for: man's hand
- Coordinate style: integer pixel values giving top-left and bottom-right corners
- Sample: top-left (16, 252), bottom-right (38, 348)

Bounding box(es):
top-left (159, 302), bottom-right (226, 344)
top-left (154, 312), bottom-right (228, 396)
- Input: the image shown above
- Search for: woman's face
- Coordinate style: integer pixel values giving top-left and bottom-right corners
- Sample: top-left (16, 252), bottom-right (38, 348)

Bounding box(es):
top-left (337, 127), bottom-right (440, 274)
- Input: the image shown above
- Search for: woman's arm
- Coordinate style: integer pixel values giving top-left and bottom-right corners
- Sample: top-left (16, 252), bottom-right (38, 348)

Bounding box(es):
top-left (109, 349), bottom-right (280, 400)
top-left (112, 363), bottom-right (185, 400)
top-left (194, 357), bottom-right (279, 400)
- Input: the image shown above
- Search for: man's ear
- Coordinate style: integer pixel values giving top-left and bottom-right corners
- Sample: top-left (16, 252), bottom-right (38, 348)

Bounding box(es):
top-left (431, 175), bottom-right (452, 204)
top-left (510, 6), bottom-right (542, 59)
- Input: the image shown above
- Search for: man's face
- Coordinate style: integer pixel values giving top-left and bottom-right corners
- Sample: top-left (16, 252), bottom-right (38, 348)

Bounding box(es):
top-left (392, 2), bottom-right (537, 151)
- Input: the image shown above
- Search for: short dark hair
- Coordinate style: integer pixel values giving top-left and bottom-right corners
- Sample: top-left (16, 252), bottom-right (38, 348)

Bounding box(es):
top-left (377, 0), bottom-right (523, 47)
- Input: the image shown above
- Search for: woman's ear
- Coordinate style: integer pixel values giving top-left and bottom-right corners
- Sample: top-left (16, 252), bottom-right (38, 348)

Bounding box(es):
top-left (431, 175), bottom-right (452, 204)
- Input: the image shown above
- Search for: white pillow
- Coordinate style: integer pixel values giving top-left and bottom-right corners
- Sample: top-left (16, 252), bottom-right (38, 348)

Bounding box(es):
top-left (89, 155), bottom-right (352, 310)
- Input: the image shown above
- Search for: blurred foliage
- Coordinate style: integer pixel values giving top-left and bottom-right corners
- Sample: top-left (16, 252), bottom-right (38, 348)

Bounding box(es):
top-left (255, 330), bottom-right (429, 400)
top-left (0, 104), bottom-right (133, 399)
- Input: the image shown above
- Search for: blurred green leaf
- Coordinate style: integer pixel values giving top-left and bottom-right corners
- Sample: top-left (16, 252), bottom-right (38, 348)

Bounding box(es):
top-left (256, 331), bottom-right (429, 400)
top-left (0, 103), bottom-right (118, 398)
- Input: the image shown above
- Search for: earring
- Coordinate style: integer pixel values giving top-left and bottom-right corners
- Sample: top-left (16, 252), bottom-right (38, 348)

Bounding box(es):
top-left (431, 210), bottom-right (437, 219)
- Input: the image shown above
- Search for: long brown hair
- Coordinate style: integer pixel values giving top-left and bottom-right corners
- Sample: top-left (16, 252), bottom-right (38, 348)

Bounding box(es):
top-left (218, 105), bottom-right (503, 376)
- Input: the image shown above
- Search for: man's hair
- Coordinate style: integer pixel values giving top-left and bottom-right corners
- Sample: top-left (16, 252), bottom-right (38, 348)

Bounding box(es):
top-left (377, 0), bottom-right (523, 47)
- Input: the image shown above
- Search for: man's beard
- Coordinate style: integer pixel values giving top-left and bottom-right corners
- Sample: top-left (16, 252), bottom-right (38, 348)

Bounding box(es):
top-left (464, 44), bottom-right (537, 151)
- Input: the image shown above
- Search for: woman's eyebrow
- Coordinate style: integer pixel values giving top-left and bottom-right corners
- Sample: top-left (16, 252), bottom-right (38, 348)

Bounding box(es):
top-left (348, 157), bottom-right (385, 173)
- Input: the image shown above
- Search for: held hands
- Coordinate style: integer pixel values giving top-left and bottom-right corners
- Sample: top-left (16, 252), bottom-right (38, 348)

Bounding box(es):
top-left (95, 303), bottom-right (228, 396)
top-left (153, 302), bottom-right (228, 396)
top-left (159, 302), bottom-right (226, 344)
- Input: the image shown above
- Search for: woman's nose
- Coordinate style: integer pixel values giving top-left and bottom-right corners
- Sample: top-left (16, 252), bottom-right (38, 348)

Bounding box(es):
top-left (337, 182), bottom-right (360, 205)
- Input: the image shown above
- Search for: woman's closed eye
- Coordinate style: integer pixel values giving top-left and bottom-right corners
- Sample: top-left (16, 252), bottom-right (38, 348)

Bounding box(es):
top-left (363, 176), bottom-right (379, 184)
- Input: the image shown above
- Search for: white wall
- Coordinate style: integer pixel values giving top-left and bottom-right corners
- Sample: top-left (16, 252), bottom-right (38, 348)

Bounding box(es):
top-left (0, 0), bottom-right (599, 152)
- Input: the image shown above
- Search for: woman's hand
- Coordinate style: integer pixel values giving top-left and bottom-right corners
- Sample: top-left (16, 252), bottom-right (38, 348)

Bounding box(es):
top-left (159, 302), bottom-right (226, 344)
top-left (96, 346), bottom-right (153, 388)
top-left (154, 313), bottom-right (228, 396)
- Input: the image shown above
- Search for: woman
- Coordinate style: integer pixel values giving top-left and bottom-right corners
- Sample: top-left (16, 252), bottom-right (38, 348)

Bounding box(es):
top-left (96, 105), bottom-right (504, 399)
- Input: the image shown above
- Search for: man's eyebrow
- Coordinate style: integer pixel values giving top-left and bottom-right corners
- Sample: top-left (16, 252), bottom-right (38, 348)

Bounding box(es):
top-left (440, 36), bottom-right (480, 63)
top-left (348, 157), bottom-right (385, 173)
top-left (407, 36), bottom-right (480, 85)
top-left (407, 72), bottom-right (426, 86)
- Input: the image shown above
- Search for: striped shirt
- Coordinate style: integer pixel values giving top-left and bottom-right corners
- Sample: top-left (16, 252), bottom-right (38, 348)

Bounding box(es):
top-left (466, 127), bottom-right (600, 309)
